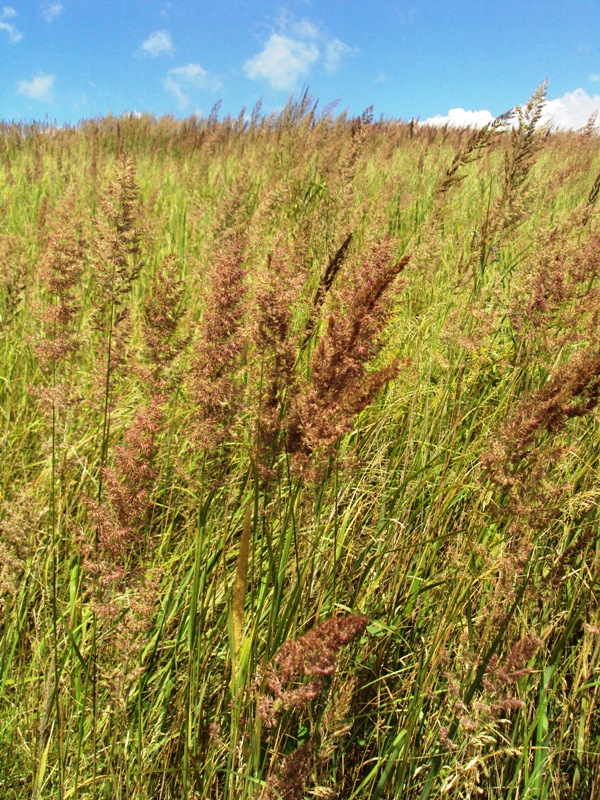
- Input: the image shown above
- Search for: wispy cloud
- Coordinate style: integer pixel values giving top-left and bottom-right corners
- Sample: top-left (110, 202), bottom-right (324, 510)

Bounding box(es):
top-left (142, 29), bottom-right (174, 57)
top-left (18, 73), bottom-right (55, 101)
top-left (324, 39), bottom-right (358, 74)
top-left (164, 63), bottom-right (220, 109)
top-left (159, 2), bottom-right (173, 20)
top-left (589, 73), bottom-right (600, 83)
top-left (243, 13), bottom-right (355, 91)
top-left (41, 2), bottom-right (64, 22)
top-left (283, 15), bottom-right (320, 40)
top-left (1, 6), bottom-right (22, 43)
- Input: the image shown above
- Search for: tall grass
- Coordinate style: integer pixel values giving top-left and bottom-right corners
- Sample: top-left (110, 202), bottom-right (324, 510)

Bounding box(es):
top-left (1, 90), bottom-right (599, 799)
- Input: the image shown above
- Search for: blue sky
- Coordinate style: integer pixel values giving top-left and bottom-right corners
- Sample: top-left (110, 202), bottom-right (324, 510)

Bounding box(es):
top-left (1, 1), bottom-right (599, 128)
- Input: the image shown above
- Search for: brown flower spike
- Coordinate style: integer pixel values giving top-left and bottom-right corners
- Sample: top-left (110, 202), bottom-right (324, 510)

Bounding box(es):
top-left (257, 615), bottom-right (368, 725)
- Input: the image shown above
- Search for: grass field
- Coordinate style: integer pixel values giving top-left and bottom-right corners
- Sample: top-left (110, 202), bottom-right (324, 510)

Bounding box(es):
top-left (1, 86), bottom-right (600, 799)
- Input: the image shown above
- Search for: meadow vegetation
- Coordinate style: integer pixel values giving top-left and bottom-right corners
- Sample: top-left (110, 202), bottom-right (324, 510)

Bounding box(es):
top-left (1, 85), bottom-right (599, 798)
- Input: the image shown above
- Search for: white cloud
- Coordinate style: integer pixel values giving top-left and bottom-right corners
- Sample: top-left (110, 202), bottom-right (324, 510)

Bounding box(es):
top-left (164, 63), bottom-right (220, 109)
top-left (422, 88), bottom-right (600, 131)
top-left (244, 34), bottom-right (319, 91)
top-left (589, 73), bottom-right (600, 83)
top-left (42, 3), bottom-right (64, 22)
top-left (1, 6), bottom-right (22, 42)
top-left (423, 107), bottom-right (496, 128)
top-left (541, 88), bottom-right (600, 130)
top-left (142, 29), bottom-right (174, 57)
top-left (243, 15), bottom-right (354, 91)
top-left (18, 73), bottom-right (55, 100)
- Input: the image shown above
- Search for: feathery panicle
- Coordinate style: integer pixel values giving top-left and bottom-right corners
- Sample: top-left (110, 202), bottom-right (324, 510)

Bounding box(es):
top-left (437, 107), bottom-right (514, 196)
top-left (581, 109), bottom-right (599, 137)
top-left (81, 394), bottom-right (163, 698)
top-left (257, 615), bottom-right (368, 723)
top-left (0, 487), bottom-right (45, 606)
top-left (259, 742), bottom-right (315, 800)
top-left (189, 233), bottom-right (248, 454)
top-left (509, 234), bottom-right (600, 355)
top-left (93, 152), bottom-right (143, 318)
top-left (34, 188), bottom-right (86, 376)
top-left (286, 238), bottom-right (409, 472)
top-left (503, 80), bottom-right (548, 198)
top-left (87, 397), bottom-right (162, 565)
top-left (89, 153), bottom-right (144, 420)
top-left (257, 616), bottom-right (367, 799)
top-left (271, 615), bottom-right (369, 679)
top-left (140, 253), bottom-right (186, 392)
top-left (488, 236), bottom-right (600, 486)
top-left (485, 348), bottom-right (600, 488)
top-left (250, 239), bottom-right (307, 473)
top-left (0, 234), bottom-right (29, 321)
top-left (475, 81), bottom-right (548, 274)
top-left (339, 107), bottom-right (373, 200)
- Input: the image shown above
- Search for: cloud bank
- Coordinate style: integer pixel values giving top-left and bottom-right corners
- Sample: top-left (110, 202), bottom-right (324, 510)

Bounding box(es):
top-left (540, 88), bottom-right (600, 130)
top-left (422, 107), bottom-right (495, 128)
top-left (423, 88), bottom-right (600, 130)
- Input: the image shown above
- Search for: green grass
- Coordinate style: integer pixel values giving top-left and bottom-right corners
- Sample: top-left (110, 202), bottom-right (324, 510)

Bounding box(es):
top-left (1, 92), bottom-right (600, 798)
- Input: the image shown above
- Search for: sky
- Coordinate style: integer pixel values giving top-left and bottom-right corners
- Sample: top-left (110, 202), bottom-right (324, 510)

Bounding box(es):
top-left (1, 0), bottom-right (599, 129)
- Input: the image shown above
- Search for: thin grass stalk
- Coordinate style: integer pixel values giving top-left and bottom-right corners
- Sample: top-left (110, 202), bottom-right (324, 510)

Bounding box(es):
top-left (418, 562), bottom-right (533, 800)
top-left (301, 232), bottom-right (353, 349)
top-left (232, 502), bottom-right (252, 667)
top-left (281, 444), bottom-right (301, 583)
top-left (97, 304), bottom-right (115, 506)
top-left (183, 492), bottom-right (211, 800)
top-left (89, 296), bottom-right (117, 800)
top-left (50, 380), bottom-right (64, 800)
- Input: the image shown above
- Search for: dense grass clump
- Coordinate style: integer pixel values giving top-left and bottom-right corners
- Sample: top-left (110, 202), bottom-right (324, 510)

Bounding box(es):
top-left (1, 87), bottom-right (600, 799)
